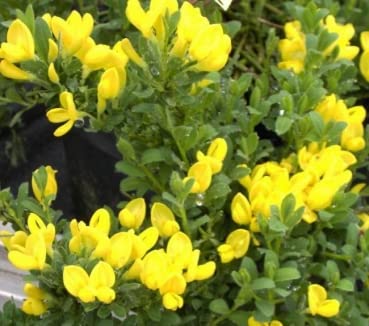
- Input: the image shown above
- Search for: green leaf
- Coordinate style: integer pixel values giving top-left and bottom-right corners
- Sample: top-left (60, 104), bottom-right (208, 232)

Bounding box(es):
top-left (115, 161), bottom-right (145, 177)
top-left (97, 305), bottom-right (111, 319)
top-left (231, 73), bottom-right (253, 96)
top-left (20, 198), bottom-right (45, 217)
top-left (274, 267), bottom-right (301, 282)
top-left (34, 17), bottom-right (51, 63)
top-left (222, 20), bottom-right (241, 38)
top-left (308, 111), bottom-right (324, 136)
top-left (275, 116), bottom-right (293, 135)
top-left (269, 215), bottom-right (288, 233)
top-left (117, 138), bottom-right (136, 161)
top-left (146, 302), bottom-right (162, 321)
top-left (240, 257), bottom-right (258, 279)
top-left (227, 311), bottom-right (249, 326)
top-left (255, 299), bottom-right (275, 317)
top-left (110, 303), bottom-right (127, 318)
top-left (251, 277), bottom-right (275, 290)
top-left (336, 279), bottom-right (354, 292)
top-left (141, 147), bottom-right (171, 165)
top-left (229, 165), bottom-right (250, 180)
top-left (280, 194), bottom-right (296, 221)
top-left (209, 299), bottom-right (230, 315)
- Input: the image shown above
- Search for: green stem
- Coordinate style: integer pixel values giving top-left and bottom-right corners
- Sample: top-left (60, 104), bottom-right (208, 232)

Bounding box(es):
top-left (139, 164), bottom-right (165, 194)
top-left (0, 96), bottom-right (30, 107)
top-left (164, 107), bottom-right (189, 166)
top-left (178, 203), bottom-right (191, 238)
top-left (322, 252), bottom-right (351, 262)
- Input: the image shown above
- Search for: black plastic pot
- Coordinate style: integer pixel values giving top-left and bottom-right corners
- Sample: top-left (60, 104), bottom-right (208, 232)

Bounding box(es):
top-left (0, 109), bottom-right (123, 220)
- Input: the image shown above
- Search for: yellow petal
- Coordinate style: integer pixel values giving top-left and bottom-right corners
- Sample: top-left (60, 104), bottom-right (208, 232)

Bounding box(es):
top-left (48, 62), bottom-right (59, 83)
top-left (90, 261), bottom-right (115, 288)
top-left (308, 284), bottom-right (327, 315)
top-left (89, 208), bottom-right (111, 235)
top-left (63, 265), bottom-right (90, 297)
top-left (162, 293), bottom-right (184, 310)
top-left (159, 273), bottom-right (186, 295)
top-left (231, 192), bottom-right (252, 225)
top-left (120, 38), bottom-right (146, 67)
top-left (22, 298), bottom-right (47, 316)
top-left (46, 108), bottom-right (69, 123)
top-left (96, 287), bottom-right (116, 304)
top-left (0, 59), bottom-right (30, 80)
top-left (226, 229), bottom-right (250, 258)
top-left (5, 19), bottom-right (35, 62)
top-left (317, 299), bottom-right (340, 317)
top-left (187, 161), bottom-right (212, 193)
top-left (53, 120), bottom-right (74, 137)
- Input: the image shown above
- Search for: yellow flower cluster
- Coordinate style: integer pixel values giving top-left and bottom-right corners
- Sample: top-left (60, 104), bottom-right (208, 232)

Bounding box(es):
top-left (217, 143), bottom-right (356, 264)
top-left (126, 231), bottom-right (216, 310)
top-left (0, 213), bottom-right (55, 271)
top-left (127, 0), bottom-right (232, 72)
top-left (0, 2), bottom-right (232, 138)
top-left (315, 94), bottom-right (366, 152)
top-left (184, 138), bottom-right (228, 193)
top-left (62, 198), bottom-right (214, 310)
top-left (278, 15), bottom-right (358, 73)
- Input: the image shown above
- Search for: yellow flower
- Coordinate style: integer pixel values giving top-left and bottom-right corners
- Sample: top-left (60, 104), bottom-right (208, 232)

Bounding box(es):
top-left (31, 165), bottom-right (58, 203)
top-left (0, 19), bottom-right (35, 63)
top-left (126, 0), bottom-right (178, 40)
top-left (69, 208), bottom-right (111, 256)
top-left (63, 261), bottom-right (116, 304)
top-left (97, 67), bottom-right (124, 114)
top-left (48, 62), bottom-right (59, 84)
top-left (171, 2), bottom-right (209, 57)
top-left (21, 283), bottom-right (47, 316)
top-left (46, 91), bottom-right (82, 137)
top-left (27, 213), bottom-right (55, 255)
top-left (47, 38), bottom-right (58, 62)
top-left (315, 95), bottom-right (366, 152)
top-left (151, 203), bottom-right (180, 237)
top-left (184, 249), bottom-right (216, 282)
top-left (140, 249), bottom-right (170, 290)
top-left (231, 192), bottom-right (252, 225)
top-left (120, 38), bottom-right (146, 67)
top-left (306, 170), bottom-right (352, 211)
top-left (103, 232), bottom-right (133, 268)
top-left (217, 229), bottom-right (250, 263)
top-left (184, 161), bottom-right (212, 193)
top-left (51, 11), bottom-right (94, 56)
top-left (129, 227), bottom-right (159, 260)
top-left (0, 59), bottom-right (31, 80)
top-left (8, 233), bottom-right (46, 270)
top-left (308, 284), bottom-right (340, 317)
top-left (196, 137), bottom-right (228, 174)
top-left (248, 316), bottom-right (283, 326)
top-left (323, 15), bottom-right (359, 60)
top-left (162, 292), bottom-right (184, 310)
top-left (189, 24), bottom-right (231, 72)
top-left (119, 198), bottom-right (146, 229)
top-left (166, 232), bottom-right (193, 270)
top-left (0, 230), bottom-right (27, 251)
top-left (278, 21), bottom-right (305, 74)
